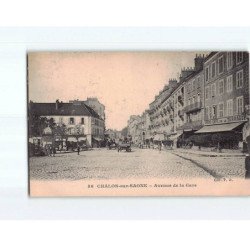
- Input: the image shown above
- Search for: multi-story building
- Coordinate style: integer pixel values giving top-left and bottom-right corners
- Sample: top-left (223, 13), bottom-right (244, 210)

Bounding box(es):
top-left (128, 52), bottom-right (249, 150)
top-left (29, 99), bottom-right (105, 147)
top-left (127, 115), bottom-right (142, 143)
top-left (177, 55), bottom-right (206, 139)
top-left (141, 110), bottom-right (151, 143)
top-left (70, 97), bottom-right (105, 121)
top-left (148, 79), bottom-right (178, 141)
top-left (105, 129), bottom-right (122, 141)
top-left (84, 97), bottom-right (105, 121)
top-left (195, 51), bottom-right (249, 148)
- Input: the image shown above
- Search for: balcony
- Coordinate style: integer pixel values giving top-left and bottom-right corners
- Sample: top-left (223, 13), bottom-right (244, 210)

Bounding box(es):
top-left (183, 101), bottom-right (202, 113)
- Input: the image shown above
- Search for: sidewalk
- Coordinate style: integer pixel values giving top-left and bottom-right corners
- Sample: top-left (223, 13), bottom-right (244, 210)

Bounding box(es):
top-left (173, 148), bottom-right (245, 157)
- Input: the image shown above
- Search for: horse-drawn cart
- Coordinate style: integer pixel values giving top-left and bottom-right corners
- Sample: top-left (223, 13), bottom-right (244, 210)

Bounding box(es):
top-left (117, 142), bottom-right (132, 152)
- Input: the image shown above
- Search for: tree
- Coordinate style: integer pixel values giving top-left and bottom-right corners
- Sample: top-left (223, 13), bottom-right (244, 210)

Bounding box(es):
top-left (29, 115), bottom-right (56, 137)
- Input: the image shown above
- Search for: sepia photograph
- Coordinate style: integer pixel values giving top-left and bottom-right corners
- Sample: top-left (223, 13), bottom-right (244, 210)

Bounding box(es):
top-left (28, 51), bottom-right (250, 196)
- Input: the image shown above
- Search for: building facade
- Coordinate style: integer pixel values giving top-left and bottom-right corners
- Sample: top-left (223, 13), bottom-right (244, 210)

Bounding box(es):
top-left (29, 100), bottom-right (105, 147)
top-left (195, 51), bottom-right (249, 148)
top-left (83, 97), bottom-right (106, 121)
top-left (133, 52), bottom-right (249, 150)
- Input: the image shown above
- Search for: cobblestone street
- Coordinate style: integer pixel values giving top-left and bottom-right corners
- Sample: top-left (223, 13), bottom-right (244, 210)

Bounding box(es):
top-left (29, 147), bottom-right (245, 180)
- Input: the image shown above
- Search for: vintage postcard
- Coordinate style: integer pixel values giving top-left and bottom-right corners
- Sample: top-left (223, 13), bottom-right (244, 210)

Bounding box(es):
top-left (28, 51), bottom-right (250, 196)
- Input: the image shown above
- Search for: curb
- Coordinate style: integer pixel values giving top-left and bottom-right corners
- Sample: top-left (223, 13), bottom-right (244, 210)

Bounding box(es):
top-left (175, 150), bottom-right (245, 158)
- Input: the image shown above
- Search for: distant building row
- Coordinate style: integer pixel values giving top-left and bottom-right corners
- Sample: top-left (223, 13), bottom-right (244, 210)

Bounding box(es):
top-left (127, 52), bottom-right (249, 149)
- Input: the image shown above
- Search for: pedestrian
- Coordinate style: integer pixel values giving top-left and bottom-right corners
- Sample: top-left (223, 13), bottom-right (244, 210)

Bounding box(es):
top-left (52, 145), bottom-right (56, 157)
top-left (47, 145), bottom-right (51, 156)
top-left (77, 143), bottom-right (80, 155)
top-left (159, 141), bottom-right (162, 152)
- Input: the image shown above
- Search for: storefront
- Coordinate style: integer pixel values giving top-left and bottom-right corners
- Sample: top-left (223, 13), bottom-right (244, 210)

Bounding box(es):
top-left (195, 121), bottom-right (246, 149)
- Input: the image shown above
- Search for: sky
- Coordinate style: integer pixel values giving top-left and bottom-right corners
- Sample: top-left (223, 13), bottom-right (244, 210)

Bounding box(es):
top-left (28, 51), bottom-right (206, 130)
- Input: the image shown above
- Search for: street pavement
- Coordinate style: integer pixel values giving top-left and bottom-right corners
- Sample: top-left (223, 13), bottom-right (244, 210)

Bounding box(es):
top-left (29, 147), bottom-right (245, 180)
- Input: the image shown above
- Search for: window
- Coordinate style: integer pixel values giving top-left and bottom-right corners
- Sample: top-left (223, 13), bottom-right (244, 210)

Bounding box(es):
top-left (205, 67), bottom-right (209, 82)
top-left (205, 106), bottom-right (210, 120)
top-left (227, 52), bottom-right (233, 69)
top-left (69, 117), bottom-right (75, 124)
top-left (211, 83), bottom-right (216, 97)
top-left (192, 80), bottom-right (196, 91)
top-left (218, 56), bottom-right (224, 74)
top-left (218, 102), bottom-right (224, 118)
top-left (236, 70), bottom-right (243, 88)
top-left (218, 79), bottom-right (224, 94)
top-left (211, 62), bottom-right (216, 78)
top-left (197, 93), bottom-right (200, 103)
top-left (212, 105), bottom-right (217, 119)
top-left (226, 75), bottom-right (233, 92)
top-left (236, 96), bottom-right (244, 114)
top-left (197, 76), bottom-right (201, 88)
top-left (205, 86), bottom-right (210, 99)
top-left (81, 117), bottom-right (84, 124)
top-left (236, 52), bottom-right (243, 64)
top-left (226, 99), bottom-right (233, 116)
top-left (209, 107), bottom-right (213, 120)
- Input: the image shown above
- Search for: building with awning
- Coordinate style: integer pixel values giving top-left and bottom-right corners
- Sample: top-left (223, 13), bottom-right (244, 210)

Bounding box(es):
top-left (195, 122), bottom-right (245, 134)
top-left (29, 99), bottom-right (105, 148)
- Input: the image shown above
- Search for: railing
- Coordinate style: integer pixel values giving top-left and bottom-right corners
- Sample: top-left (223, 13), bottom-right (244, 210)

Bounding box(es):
top-left (183, 101), bottom-right (202, 113)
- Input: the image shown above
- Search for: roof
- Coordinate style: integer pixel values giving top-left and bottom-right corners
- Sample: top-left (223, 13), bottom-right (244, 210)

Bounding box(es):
top-left (29, 102), bottom-right (102, 120)
top-left (195, 122), bottom-right (245, 134)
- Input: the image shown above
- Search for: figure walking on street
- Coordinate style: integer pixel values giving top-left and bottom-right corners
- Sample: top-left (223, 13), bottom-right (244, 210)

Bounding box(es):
top-left (77, 144), bottom-right (80, 155)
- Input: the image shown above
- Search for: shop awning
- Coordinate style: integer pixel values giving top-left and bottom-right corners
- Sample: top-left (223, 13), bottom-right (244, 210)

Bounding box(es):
top-left (195, 122), bottom-right (245, 134)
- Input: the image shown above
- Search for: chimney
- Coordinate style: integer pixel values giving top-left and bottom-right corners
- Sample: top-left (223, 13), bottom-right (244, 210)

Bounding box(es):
top-left (194, 54), bottom-right (206, 71)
